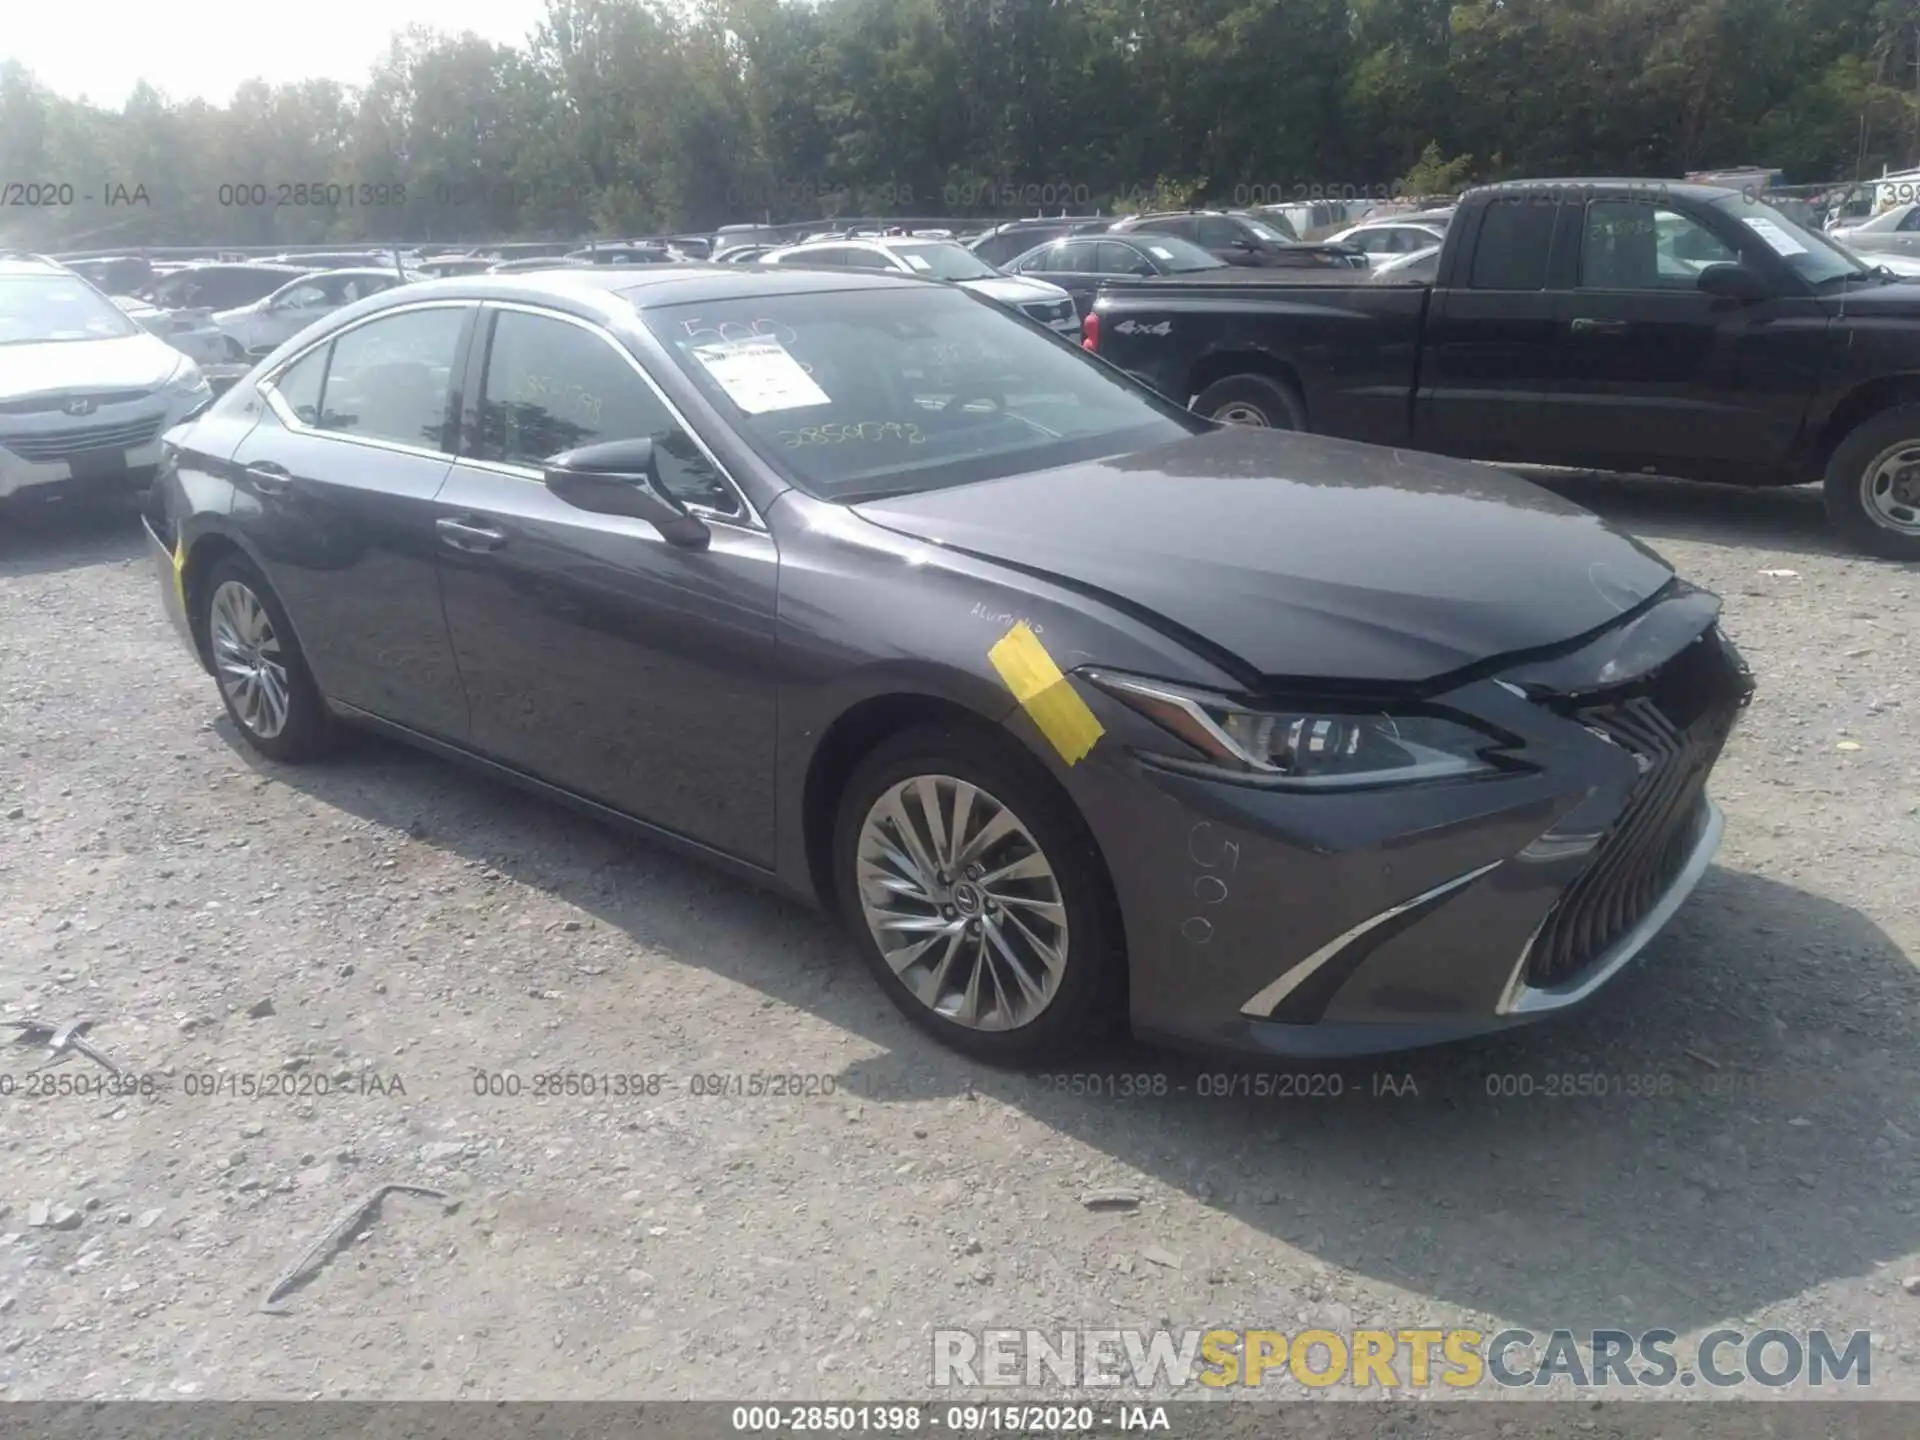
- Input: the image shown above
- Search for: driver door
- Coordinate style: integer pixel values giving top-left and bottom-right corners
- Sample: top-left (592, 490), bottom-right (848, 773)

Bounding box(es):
top-left (1546, 198), bottom-right (1824, 477)
top-left (432, 303), bottom-right (780, 864)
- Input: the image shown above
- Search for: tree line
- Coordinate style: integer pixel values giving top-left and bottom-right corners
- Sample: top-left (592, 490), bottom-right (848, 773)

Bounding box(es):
top-left (5, 0), bottom-right (1920, 252)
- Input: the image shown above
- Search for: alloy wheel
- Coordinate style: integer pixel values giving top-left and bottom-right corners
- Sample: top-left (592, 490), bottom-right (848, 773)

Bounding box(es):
top-left (1213, 402), bottom-right (1274, 428)
top-left (1863, 441), bottom-right (1920, 534)
top-left (209, 579), bottom-right (291, 739)
top-left (854, 775), bottom-right (1069, 1031)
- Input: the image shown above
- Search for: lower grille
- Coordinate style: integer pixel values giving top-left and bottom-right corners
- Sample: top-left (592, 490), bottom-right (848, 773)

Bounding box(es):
top-left (1523, 631), bottom-right (1749, 989)
top-left (0, 388), bottom-right (157, 416)
top-left (0, 415), bottom-right (166, 462)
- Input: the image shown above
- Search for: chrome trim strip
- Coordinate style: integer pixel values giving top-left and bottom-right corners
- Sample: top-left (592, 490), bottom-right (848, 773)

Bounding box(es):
top-left (1238, 859), bottom-right (1504, 1018)
top-left (1495, 800), bottom-right (1723, 1016)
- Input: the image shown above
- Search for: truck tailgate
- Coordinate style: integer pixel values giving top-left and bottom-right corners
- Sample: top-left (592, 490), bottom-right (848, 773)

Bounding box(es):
top-left (1091, 277), bottom-right (1431, 444)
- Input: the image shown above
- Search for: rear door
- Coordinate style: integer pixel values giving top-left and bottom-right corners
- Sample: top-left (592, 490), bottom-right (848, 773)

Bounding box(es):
top-left (1415, 194), bottom-right (1571, 461)
top-left (1545, 196), bottom-right (1820, 476)
top-left (230, 301), bottom-right (475, 740)
top-left (431, 303), bottom-right (780, 862)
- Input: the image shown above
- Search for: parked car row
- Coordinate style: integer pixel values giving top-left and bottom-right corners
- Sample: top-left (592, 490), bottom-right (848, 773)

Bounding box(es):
top-left (1085, 177), bottom-right (1920, 559)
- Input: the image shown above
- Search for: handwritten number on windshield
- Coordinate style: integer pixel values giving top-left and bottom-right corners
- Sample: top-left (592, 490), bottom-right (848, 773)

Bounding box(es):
top-left (778, 421), bottom-right (925, 448)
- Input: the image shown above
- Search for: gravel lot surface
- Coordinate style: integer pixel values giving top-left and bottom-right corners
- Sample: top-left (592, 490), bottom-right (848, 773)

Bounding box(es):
top-left (1, 475), bottom-right (1917, 1407)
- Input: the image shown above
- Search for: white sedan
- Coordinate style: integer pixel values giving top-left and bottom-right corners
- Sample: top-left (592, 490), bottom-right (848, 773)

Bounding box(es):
top-left (1323, 218), bottom-right (1450, 260)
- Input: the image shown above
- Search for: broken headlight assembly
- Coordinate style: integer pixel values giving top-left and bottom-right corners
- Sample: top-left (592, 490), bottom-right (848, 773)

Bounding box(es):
top-left (1081, 670), bottom-right (1524, 790)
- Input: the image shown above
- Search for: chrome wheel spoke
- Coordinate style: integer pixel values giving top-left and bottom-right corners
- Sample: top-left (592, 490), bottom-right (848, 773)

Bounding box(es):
top-left (856, 773), bottom-right (1068, 1033)
top-left (979, 851), bottom-right (1052, 888)
top-left (951, 807), bottom-right (1017, 873)
top-left (911, 776), bottom-right (951, 870)
top-left (991, 890), bottom-right (1067, 928)
top-left (983, 919), bottom-right (1048, 1014)
top-left (876, 791), bottom-right (941, 892)
top-left (910, 929), bottom-right (966, 1005)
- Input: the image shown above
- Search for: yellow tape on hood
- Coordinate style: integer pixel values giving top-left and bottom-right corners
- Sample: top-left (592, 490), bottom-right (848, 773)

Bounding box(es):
top-left (988, 622), bottom-right (1104, 766)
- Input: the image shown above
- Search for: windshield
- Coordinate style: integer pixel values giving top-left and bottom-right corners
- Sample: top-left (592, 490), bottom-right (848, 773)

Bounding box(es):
top-left (889, 243), bottom-right (999, 281)
top-left (1712, 194), bottom-right (1865, 286)
top-left (1136, 236), bottom-right (1226, 272)
top-left (0, 276), bottom-right (144, 345)
top-left (645, 287), bottom-right (1200, 501)
top-left (1241, 218), bottom-right (1290, 244)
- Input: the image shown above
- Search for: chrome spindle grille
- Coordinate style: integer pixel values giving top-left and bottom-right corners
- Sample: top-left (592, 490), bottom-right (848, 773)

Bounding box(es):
top-left (1523, 635), bottom-right (1747, 989)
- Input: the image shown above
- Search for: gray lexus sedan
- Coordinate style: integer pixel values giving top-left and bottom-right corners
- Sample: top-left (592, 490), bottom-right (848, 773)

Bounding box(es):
top-left (142, 264), bottom-right (1754, 1063)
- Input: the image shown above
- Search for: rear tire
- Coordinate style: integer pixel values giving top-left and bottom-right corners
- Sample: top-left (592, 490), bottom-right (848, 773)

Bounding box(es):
top-left (1194, 373), bottom-right (1307, 430)
top-left (833, 722), bottom-right (1123, 1065)
top-left (199, 555), bottom-right (334, 763)
top-left (1823, 405), bottom-right (1920, 560)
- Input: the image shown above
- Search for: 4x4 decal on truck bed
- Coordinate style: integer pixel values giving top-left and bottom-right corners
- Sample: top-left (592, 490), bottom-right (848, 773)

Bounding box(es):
top-left (1113, 319), bottom-right (1171, 336)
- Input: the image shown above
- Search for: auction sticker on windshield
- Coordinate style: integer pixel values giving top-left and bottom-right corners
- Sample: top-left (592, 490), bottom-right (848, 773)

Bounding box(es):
top-left (689, 339), bottom-right (831, 413)
top-left (1741, 217), bottom-right (1808, 256)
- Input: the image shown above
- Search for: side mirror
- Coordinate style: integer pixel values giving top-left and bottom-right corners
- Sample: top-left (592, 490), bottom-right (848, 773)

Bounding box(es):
top-left (1697, 262), bottom-right (1768, 303)
top-left (542, 436), bottom-right (711, 549)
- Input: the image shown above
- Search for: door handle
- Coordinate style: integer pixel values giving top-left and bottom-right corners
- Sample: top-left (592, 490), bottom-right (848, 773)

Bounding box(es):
top-left (1570, 317), bottom-right (1632, 336)
top-left (243, 460), bottom-right (292, 495)
top-left (435, 516), bottom-right (507, 553)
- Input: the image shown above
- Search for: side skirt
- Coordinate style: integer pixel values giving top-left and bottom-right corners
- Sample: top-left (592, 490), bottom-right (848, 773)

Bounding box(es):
top-left (325, 700), bottom-right (817, 909)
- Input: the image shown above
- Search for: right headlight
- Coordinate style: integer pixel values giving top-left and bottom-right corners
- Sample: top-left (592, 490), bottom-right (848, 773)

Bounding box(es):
top-left (1082, 670), bottom-right (1521, 790)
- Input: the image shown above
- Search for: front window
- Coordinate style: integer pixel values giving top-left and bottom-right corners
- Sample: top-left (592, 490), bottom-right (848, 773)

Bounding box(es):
top-left (472, 310), bottom-right (738, 514)
top-left (1240, 217), bottom-right (1290, 244)
top-left (887, 243), bottom-right (999, 281)
top-left (0, 276), bottom-right (143, 345)
top-left (644, 287), bottom-right (1201, 501)
top-left (1711, 193), bottom-right (1865, 287)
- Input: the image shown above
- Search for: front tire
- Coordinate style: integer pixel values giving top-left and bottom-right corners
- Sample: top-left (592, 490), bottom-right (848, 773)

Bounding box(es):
top-left (1823, 405), bottom-right (1920, 559)
top-left (1193, 373), bottom-right (1306, 431)
top-left (833, 723), bottom-right (1122, 1065)
top-left (199, 555), bottom-right (333, 763)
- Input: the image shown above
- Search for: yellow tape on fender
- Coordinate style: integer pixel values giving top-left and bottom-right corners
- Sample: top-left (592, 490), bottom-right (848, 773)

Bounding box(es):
top-left (172, 537), bottom-right (188, 611)
top-left (988, 621), bottom-right (1104, 766)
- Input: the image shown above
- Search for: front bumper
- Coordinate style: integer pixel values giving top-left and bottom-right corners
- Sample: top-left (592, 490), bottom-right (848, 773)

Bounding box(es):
top-left (143, 513), bottom-right (203, 667)
top-left (1047, 590), bottom-right (1753, 1059)
top-left (0, 434), bottom-right (165, 502)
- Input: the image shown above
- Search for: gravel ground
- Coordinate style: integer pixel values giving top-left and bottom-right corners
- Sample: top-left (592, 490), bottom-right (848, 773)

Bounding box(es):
top-left (0, 475), bottom-right (1917, 1407)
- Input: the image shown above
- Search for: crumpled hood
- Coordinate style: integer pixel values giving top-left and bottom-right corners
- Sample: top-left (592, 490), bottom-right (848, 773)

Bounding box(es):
top-left (0, 333), bottom-right (184, 400)
top-left (851, 426), bottom-right (1677, 685)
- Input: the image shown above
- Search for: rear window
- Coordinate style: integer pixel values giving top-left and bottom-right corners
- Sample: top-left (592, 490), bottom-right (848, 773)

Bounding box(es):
top-left (1468, 198), bottom-right (1559, 290)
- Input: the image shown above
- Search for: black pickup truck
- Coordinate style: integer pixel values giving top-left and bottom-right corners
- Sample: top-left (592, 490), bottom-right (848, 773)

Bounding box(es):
top-left (1085, 178), bottom-right (1920, 558)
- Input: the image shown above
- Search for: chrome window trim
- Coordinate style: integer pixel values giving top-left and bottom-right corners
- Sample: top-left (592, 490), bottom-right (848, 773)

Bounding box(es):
top-left (471, 300), bottom-right (764, 532)
top-left (1239, 860), bottom-right (1505, 1019)
top-left (257, 298), bottom-right (477, 463)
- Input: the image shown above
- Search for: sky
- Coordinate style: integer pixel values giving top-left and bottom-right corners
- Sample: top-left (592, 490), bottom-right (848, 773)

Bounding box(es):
top-left (3, 1), bottom-right (548, 107)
